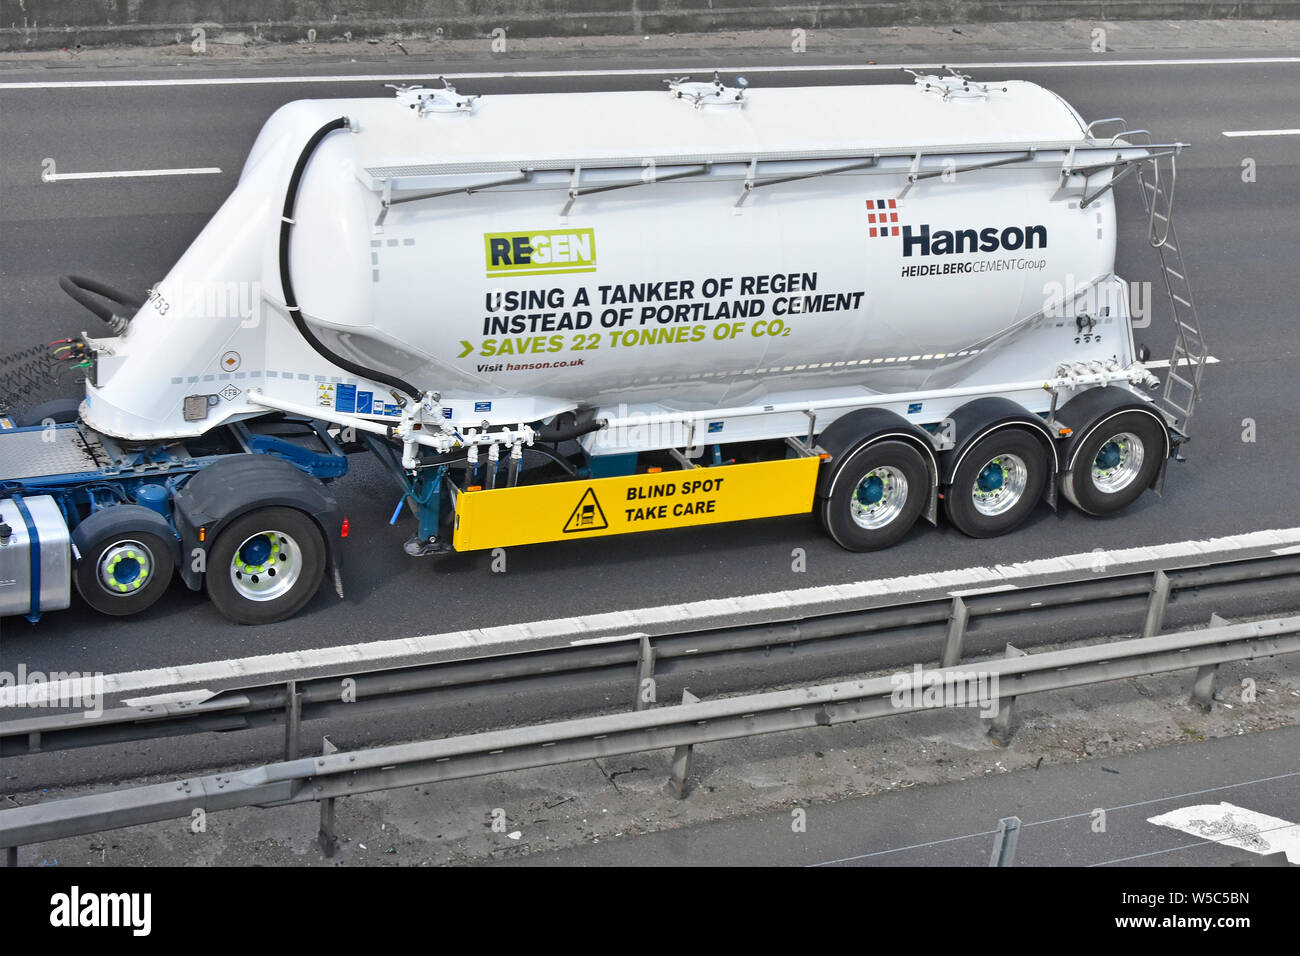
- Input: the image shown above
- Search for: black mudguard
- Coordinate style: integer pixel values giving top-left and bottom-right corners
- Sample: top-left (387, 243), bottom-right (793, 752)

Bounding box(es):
top-left (1053, 388), bottom-right (1174, 494)
top-left (814, 408), bottom-right (940, 525)
top-left (172, 455), bottom-right (344, 591)
top-left (937, 397), bottom-right (1061, 510)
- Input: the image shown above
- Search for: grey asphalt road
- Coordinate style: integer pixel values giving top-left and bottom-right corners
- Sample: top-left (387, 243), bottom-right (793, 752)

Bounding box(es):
top-left (0, 48), bottom-right (1297, 683)
top-left (502, 724), bottom-right (1300, 866)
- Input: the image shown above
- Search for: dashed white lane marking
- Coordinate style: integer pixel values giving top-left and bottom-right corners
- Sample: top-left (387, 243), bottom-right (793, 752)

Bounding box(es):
top-left (43, 167), bottom-right (222, 181)
top-left (4, 525), bottom-right (1300, 707)
top-left (2, 57), bottom-right (1299, 90)
top-left (1144, 356), bottom-right (1221, 369)
top-left (1148, 803), bottom-right (1300, 863)
top-left (1222, 128), bottom-right (1300, 137)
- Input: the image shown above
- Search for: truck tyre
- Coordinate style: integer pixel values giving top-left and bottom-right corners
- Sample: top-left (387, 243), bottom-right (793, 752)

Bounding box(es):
top-left (205, 507), bottom-right (325, 625)
top-left (1063, 411), bottom-right (1166, 516)
top-left (72, 507), bottom-right (176, 616)
top-left (944, 429), bottom-right (1048, 538)
top-left (13, 397), bottom-right (81, 427)
top-left (819, 441), bottom-right (928, 551)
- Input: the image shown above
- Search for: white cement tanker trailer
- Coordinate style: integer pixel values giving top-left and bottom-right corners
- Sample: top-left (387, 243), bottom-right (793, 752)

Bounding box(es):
top-left (0, 70), bottom-right (1208, 624)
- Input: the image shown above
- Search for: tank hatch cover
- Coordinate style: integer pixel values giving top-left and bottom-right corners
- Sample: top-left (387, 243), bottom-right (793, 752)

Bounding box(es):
top-left (387, 78), bottom-right (479, 116)
top-left (664, 71), bottom-right (748, 109)
top-left (905, 67), bottom-right (1008, 103)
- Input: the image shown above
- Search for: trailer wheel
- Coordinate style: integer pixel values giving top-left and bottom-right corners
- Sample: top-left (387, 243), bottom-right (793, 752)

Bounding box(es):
top-left (944, 429), bottom-right (1048, 538)
top-left (73, 511), bottom-right (175, 617)
top-left (1065, 412), bottom-right (1166, 516)
top-left (820, 441), bottom-right (928, 551)
top-left (205, 507), bottom-right (325, 625)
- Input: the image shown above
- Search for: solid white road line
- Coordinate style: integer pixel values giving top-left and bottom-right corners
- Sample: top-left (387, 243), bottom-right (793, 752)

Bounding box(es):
top-left (947, 584), bottom-right (1020, 597)
top-left (44, 167), bottom-right (221, 181)
top-left (2, 57), bottom-right (1299, 90)
top-left (569, 631), bottom-right (650, 646)
top-left (4, 525), bottom-right (1300, 707)
top-left (1222, 128), bottom-right (1300, 137)
top-left (1148, 802), bottom-right (1300, 863)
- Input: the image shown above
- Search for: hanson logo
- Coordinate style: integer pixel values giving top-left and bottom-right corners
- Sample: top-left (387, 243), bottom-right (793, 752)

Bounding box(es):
top-left (867, 199), bottom-right (1048, 257)
top-left (903, 223), bottom-right (1048, 257)
top-left (866, 198), bottom-right (900, 238)
top-left (485, 229), bottom-right (597, 278)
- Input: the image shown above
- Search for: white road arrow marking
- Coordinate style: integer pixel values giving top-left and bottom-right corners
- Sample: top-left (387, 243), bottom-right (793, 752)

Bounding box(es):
top-left (1148, 802), bottom-right (1300, 863)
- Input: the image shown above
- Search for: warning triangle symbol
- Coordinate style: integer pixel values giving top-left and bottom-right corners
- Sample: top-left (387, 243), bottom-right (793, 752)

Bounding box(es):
top-left (563, 487), bottom-right (608, 534)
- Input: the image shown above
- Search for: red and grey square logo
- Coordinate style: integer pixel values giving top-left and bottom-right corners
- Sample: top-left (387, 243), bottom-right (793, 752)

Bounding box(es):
top-left (867, 199), bottom-right (900, 238)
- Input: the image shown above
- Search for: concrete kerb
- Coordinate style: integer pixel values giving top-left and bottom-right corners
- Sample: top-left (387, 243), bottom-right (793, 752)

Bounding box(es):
top-left (5, 3), bottom-right (1300, 51)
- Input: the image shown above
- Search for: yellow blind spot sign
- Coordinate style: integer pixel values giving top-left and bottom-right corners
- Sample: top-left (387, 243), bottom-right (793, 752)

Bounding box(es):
top-left (452, 457), bottom-right (820, 552)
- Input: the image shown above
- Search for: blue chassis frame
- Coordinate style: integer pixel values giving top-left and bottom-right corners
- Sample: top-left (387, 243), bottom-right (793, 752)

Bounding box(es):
top-left (0, 418), bottom-right (351, 619)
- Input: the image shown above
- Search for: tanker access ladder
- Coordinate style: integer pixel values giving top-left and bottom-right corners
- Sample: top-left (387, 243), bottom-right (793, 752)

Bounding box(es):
top-left (1140, 152), bottom-right (1209, 435)
top-left (1072, 119), bottom-right (1209, 436)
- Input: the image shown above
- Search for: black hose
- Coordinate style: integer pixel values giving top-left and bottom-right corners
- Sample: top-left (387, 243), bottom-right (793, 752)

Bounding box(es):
top-left (531, 408), bottom-right (605, 442)
top-left (526, 443), bottom-right (580, 477)
top-left (279, 117), bottom-right (424, 402)
top-left (414, 447), bottom-right (470, 469)
top-left (59, 275), bottom-right (145, 325)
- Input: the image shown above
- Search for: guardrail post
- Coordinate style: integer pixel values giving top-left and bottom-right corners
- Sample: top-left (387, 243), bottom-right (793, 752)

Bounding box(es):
top-left (318, 735), bottom-right (339, 858)
top-left (666, 690), bottom-right (699, 798)
top-left (634, 635), bottom-right (656, 712)
top-left (988, 644), bottom-right (1027, 747)
top-left (668, 746), bottom-right (693, 799)
top-left (1190, 665), bottom-right (1219, 712)
top-left (319, 799), bottom-right (338, 859)
top-left (284, 680), bottom-right (301, 761)
top-left (1189, 614), bottom-right (1227, 710)
top-left (942, 596), bottom-right (969, 668)
top-left (989, 816), bottom-right (1022, 866)
top-left (4, 845), bottom-right (16, 867)
top-left (1141, 570), bottom-right (1172, 637)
